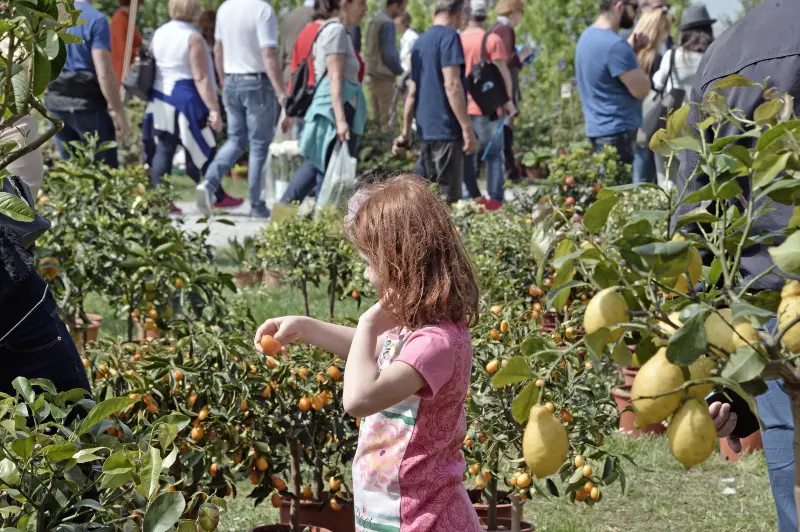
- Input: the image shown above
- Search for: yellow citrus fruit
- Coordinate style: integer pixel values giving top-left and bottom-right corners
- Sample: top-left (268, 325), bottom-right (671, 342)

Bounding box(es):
top-left (468, 463), bottom-right (480, 476)
top-left (302, 485), bottom-right (313, 499)
top-left (590, 487), bottom-right (600, 501)
top-left (474, 475), bottom-right (486, 489)
top-left (688, 355), bottom-right (717, 399)
top-left (522, 405), bottom-right (569, 478)
top-left (329, 477), bottom-right (342, 491)
top-left (500, 320), bottom-right (510, 334)
top-left (582, 465), bottom-right (593, 478)
top-left (667, 398), bottom-right (716, 469)
top-left (574, 455), bottom-right (585, 468)
top-left (486, 359), bottom-right (499, 374)
top-left (260, 335), bottom-right (282, 356)
top-left (490, 329), bottom-right (501, 341)
top-left (327, 366), bottom-right (342, 381)
top-left (631, 347), bottom-right (684, 427)
top-left (271, 475), bottom-right (286, 491)
top-left (298, 397), bottom-right (312, 412)
top-left (667, 246), bottom-right (702, 295)
top-left (779, 281), bottom-right (800, 352)
top-left (490, 305), bottom-right (503, 315)
top-left (583, 288), bottom-right (629, 342)
top-left (256, 457), bottom-right (269, 471)
top-left (516, 472), bottom-right (532, 488)
top-left (271, 493), bottom-right (281, 508)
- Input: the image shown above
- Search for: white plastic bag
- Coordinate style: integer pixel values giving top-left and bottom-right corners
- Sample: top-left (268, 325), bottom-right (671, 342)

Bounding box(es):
top-left (316, 142), bottom-right (356, 210)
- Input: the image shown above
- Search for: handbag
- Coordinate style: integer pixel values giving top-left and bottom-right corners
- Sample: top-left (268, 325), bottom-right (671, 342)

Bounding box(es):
top-left (466, 29), bottom-right (510, 118)
top-left (316, 142), bottom-right (357, 210)
top-left (0, 176), bottom-right (50, 249)
top-left (640, 48), bottom-right (686, 144)
top-left (123, 45), bottom-right (156, 101)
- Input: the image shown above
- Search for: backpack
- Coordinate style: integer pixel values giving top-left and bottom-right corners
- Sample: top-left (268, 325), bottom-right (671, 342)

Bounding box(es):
top-left (285, 22), bottom-right (338, 118)
top-left (466, 30), bottom-right (509, 117)
top-left (123, 45), bottom-right (156, 101)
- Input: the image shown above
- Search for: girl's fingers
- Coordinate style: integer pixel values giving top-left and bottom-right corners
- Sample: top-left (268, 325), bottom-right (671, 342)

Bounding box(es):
top-left (719, 412), bottom-right (738, 437)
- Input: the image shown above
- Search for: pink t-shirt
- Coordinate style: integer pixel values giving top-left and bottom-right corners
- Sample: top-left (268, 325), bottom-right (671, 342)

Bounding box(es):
top-left (352, 322), bottom-right (482, 532)
top-left (461, 29), bottom-right (510, 116)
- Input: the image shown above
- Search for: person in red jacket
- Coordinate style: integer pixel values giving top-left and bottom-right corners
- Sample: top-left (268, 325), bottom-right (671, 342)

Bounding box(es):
top-left (110, 0), bottom-right (143, 81)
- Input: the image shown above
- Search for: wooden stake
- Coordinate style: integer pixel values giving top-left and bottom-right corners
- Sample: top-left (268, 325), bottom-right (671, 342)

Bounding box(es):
top-left (120, 0), bottom-right (139, 100)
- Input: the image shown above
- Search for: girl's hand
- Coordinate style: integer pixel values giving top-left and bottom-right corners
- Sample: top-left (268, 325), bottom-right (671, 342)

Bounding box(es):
top-left (208, 111), bottom-right (223, 132)
top-left (360, 302), bottom-right (398, 335)
top-left (254, 316), bottom-right (305, 352)
top-left (336, 118), bottom-right (351, 144)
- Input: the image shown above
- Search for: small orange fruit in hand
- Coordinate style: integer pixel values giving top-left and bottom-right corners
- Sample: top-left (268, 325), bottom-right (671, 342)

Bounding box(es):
top-left (271, 475), bottom-right (286, 491)
top-left (485, 359), bottom-right (499, 374)
top-left (256, 457), bottom-right (269, 471)
top-left (329, 477), bottom-right (342, 491)
top-left (298, 397), bottom-right (312, 412)
top-left (260, 335), bottom-right (282, 355)
top-left (327, 366), bottom-right (342, 381)
top-left (271, 493), bottom-right (282, 508)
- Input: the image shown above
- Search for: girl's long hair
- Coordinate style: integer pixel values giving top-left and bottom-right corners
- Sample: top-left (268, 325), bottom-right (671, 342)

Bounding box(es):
top-left (635, 8), bottom-right (674, 76)
top-left (346, 175), bottom-right (480, 330)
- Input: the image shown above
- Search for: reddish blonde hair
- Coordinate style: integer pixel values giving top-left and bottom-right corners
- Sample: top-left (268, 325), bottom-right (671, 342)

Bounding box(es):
top-left (347, 174), bottom-right (480, 329)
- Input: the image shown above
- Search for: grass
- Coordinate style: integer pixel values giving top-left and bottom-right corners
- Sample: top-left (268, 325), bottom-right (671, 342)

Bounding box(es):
top-left (83, 282), bottom-right (778, 532)
top-left (216, 434), bottom-right (776, 532)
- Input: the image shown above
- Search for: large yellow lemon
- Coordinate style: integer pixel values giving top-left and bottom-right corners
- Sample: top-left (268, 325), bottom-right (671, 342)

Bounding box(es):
top-left (522, 405), bottom-right (569, 478)
top-left (584, 288), bottom-right (629, 342)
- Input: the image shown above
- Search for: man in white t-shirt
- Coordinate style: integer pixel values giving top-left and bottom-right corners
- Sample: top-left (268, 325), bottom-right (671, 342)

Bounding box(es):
top-left (396, 11), bottom-right (419, 72)
top-left (196, 0), bottom-right (286, 219)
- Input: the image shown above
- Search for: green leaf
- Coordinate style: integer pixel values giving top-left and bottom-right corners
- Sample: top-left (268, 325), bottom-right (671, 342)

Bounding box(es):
top-left (549, 262), bottom-right (576, 311)
top-left (611, 342), bottom-right (633, 366)
top-left (11, 378), bottom-right (34, 403)
top-left (11, 437), bottom-right (33, 460)
top-left (0, 458), bottom-right (20, 487)
top-left (585, 329), bottom-right (611, 360)
top-left (754, 99), bottom-right (782, 124)
top-left (649, 129), bottom-right (672, 157)
top-left (675, 208), bottom-right (721, 229)
top-left (757, 120), bottom-right (800, 152)
top-left (666, 136), bottom-right (701, 153)
top-left (143, 491), bottom-right (186, 532)
top-left (583, 195), bottom-right (619, 233)
top-left (0, 192), bottom-right (34, 222)
top-left (710, 131), bottom-right (759, 152)
top-left (73, 447), bottom-right (107, 463)
top-left (790, 208), bottom-right (800, 229)
top-left (769, 231), bottom-right (800, 275)
top-left (667, 105), bottom-right (691, 138)
top-left (712, 74), bottom-right (759, 89)
top-left (753, 152), bottom-right (791, 189)
top-left (102, 452), bottom-right (134, 475)
top-left (139, 446), bottom-right (163, 499)
top-left (632, 240), bottom-right (690, 258)
top-left (491, 356), bottom-right (534, 388)
top-left (79, 397), bottom-right (135, 435)
top-left (520, 337), bottom-right (555, 357)
top-left (49, 39), bottom-right (67, 82)
top-left (153, 242), bottom-right (180, 256)
top-left (682, 179), bottom-right (743, 205)
top-left (708, 258), bottom-right (723, 286)
top-left (666, 312), bottom-right (707, 366)
top-left (511, 382), bottom-right (539, 424)
top-left (732, 301), bottom-right (774, 320)
top-left (32, 46), bottom-right (50, 96)
top-left (42, 443), bottom-right (77, 461)
top-left (721, 347), bottom-right (766, 383)
top-left (44, 30), bottom-right (60, 59)
top-left (10, 71), bottom-right (29, 115)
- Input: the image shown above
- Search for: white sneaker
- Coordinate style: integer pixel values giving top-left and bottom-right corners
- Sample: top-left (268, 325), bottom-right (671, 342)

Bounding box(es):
top-left (196, 182), bottom-right (214, 216)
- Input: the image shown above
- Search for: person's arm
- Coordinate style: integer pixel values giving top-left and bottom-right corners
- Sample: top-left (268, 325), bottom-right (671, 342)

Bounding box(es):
top-left (188, 33), bottom-right (222, 131)
top-left (401, 77), bottom-right (415, 138)
top-left (442, 65), bottom-right (475, 152)
top-left (343, 304), bottom-right (426, 418)
top-left (378, 20), bottom-right (404, 76)
top-left (213, 41), bottom-right (224, 89)
top-left (652, 48), bottom-right (671, 92)
top-left (490, 36), bottom-right (515, 115)
top-left (327, 52), bottom-right (348, 142)
top-left (92, 49), bottom-right (129, 137)
top-left (609, 40), bottom-right (651, 100)
top-left (256, 4), bottom-right (285, 102)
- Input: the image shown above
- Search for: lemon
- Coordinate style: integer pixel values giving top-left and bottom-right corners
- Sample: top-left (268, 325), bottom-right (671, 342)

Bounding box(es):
top-left (668, 246), bottom-right (702, 295)
top-left (522, 405), bottom-right (569, 478)
top-left (687, 356), bottom-right (716, 399)
top-left (584, 288), bottom-right (629, 342)
top-left (705, 309), bottom-right (735, 356)
top-left (731, 317), bottom-right (760, 350)
top-left (779, 281), bottom-right (800, 353)
top-left (667, 398), bottom-right (716, 469)
top-left (631, 348), bottom-right (684, 426)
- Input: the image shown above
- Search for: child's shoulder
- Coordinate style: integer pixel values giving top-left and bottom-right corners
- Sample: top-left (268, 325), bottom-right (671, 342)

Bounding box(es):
top-left (401, 322), bottom-right (471, 350)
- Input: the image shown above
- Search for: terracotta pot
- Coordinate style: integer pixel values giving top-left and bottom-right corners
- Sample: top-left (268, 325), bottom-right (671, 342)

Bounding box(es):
top-left (72, 313), bottom-right (103, 351)
top-left (253, 525), bottom-right (332, 532)
top-left (468, 489), bottom-right (512, 520)
top-left (621, 366), bottom-right (638, 387)
top-left (279, 496), bottom-right (354, 532)
top-left (480, 518), bottom-right (535, 532)
top-left (263, 270), bottom-right (281, 288)
top-left (524, 165), bottom-right (543, 180)
top-left (540, 312), bottom-right (559, 333)
top-left (720, 431), bottom-right (763, 462)
top-left (613, 385), bottom-right (665, 436)
top-left (233, 269), bottom-right (264, 287)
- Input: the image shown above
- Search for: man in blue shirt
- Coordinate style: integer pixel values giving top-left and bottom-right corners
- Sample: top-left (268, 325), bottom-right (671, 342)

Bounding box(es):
top-left (393, 0), bottom-right (477, 204)
top-left (575, 0), bottom-right (650, 165)
top-left (46, 0), bottom-right (128, 168)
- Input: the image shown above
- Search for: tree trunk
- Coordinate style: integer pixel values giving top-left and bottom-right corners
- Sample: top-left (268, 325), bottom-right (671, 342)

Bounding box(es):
top-left (301, 281), bottom-right (310, 318)
top-left (313, 452), bottom-right (324, 501)
top-left (487, 476), bottom-right (498, 530)
top-left (290, 440), bottom-right (302, 532)
top-left (328, 263), bottom-right (337, 320)
top-left (510, 494), bottom-right (522, 532)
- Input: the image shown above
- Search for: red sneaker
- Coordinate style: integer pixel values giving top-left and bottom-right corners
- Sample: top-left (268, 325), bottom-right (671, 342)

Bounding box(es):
top-left (475, 197), bottom-right (488, 206)
top-left (170, 202), bottom-right (182, 214)
top-left (214, 193), bottom-right (244, 209)
top-left (484, 199), bottom-right (503, 211)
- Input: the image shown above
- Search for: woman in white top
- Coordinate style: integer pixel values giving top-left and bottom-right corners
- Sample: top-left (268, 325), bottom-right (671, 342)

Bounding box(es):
top-left (652, 5), bottom-right (715, 187)
top-left (395, 12), bottom-right (418, 73)
top-left (143, 0), bottom-right (238, 212)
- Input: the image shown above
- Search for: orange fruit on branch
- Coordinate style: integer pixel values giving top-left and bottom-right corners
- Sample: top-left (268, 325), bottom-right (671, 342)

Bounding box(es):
top-left (271, 493), bottom-right (281, 508)
top-left (327, 366), bottom-right (342, 381)
top-left (256, 457), bottom-right (269, 471)
top-left (271, 475), bottom-right (286, 491)
top-left (329, 477), bottom-right (342, 491)
top-left (190, 426), bottom-right (205, 441)
top-left (298, 397), bottom-right (312, 412)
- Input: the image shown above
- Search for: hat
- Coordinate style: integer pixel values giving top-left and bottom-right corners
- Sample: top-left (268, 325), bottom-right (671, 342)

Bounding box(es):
top-left (680, 4), bottom-right (716, 31)
top-left (470, 0), bottom-right (487, 17)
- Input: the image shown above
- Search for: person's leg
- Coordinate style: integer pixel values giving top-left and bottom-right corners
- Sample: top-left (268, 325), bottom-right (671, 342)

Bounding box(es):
top-left (150, 136), bottom-right (178, 188)
top-left (376, 78), bottom-right (395, 128)
top-left (244, 80), bottom-right (276, 214)
top-left (280, 159), bottom-right (320, 204)
top-left (429, 140), bottom-right (463, 204)
top-left (485, 121), bottom-right (506, 203)
top-left (462, 150), bottom-right (480, 200)
top-left (414, 150), bottom-right (426, 178)
top-left (632, 144), bottom-right (656, 184)
top-left (92, 110), bottom-right (119, 168)
top-left (590, 132), bottom-right (635, 166)
top-left (201, 80), bottom-right (248, 198)
top-left (756, 379), bottom-right (797, 532)
top-left (50, 110), bottom-right (81, 161)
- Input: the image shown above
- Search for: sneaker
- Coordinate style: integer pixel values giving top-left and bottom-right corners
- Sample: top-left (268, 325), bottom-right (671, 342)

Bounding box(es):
top-left (195, 182), bottom-right (214, 216)
top-left (475, 197), bottom-right (489, 206)
top-left (214, 193), bottom-right (244, 209)
top-left (250, 205), bottom-right (271, 219)
top-left (485, 199), bottom-right (503, 211)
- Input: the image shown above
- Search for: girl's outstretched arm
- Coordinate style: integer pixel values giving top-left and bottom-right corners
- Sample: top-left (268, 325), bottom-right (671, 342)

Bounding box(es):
top-left (343, 304), bottom-right (426, 418)
top-left (254, 317), bottom-right (357, 359)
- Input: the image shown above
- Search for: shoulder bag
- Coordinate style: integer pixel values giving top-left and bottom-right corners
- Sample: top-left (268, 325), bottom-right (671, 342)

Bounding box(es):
top-left (640, 48), bottom-right (686, 144)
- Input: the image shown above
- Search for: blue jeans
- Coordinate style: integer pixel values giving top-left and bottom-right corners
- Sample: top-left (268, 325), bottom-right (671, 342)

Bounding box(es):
top-left (589, 129), bottom-right (636, 166)
top-left (280, 134), bottom-right (360, 204)
top-left (204, 75), bottom-right (276, 209)
top-left (463, 115), bottom-right (504, 202)
top-left (151, 135), bottom-right (224, 202)
top-left (51, 109), bottom-right (118, 168)
top-left (632, 144), bottom-right (656, 184)
top-left (756, 378), bottom-right (797, 531)
top-left (0, 288), bottom-right (91, 398)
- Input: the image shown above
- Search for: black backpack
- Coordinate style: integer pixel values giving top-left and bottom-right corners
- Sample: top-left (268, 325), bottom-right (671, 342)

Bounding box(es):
top-left (285, 22), bottom-right (337, 118)
top-left (466, 30), bottom-right (509, 117)
top-left (123, 45), bottom-right (156, 101)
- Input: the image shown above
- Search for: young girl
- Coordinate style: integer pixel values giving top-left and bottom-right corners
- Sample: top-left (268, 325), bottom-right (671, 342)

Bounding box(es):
top-left (254, 175), bottom-right (483, 531)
